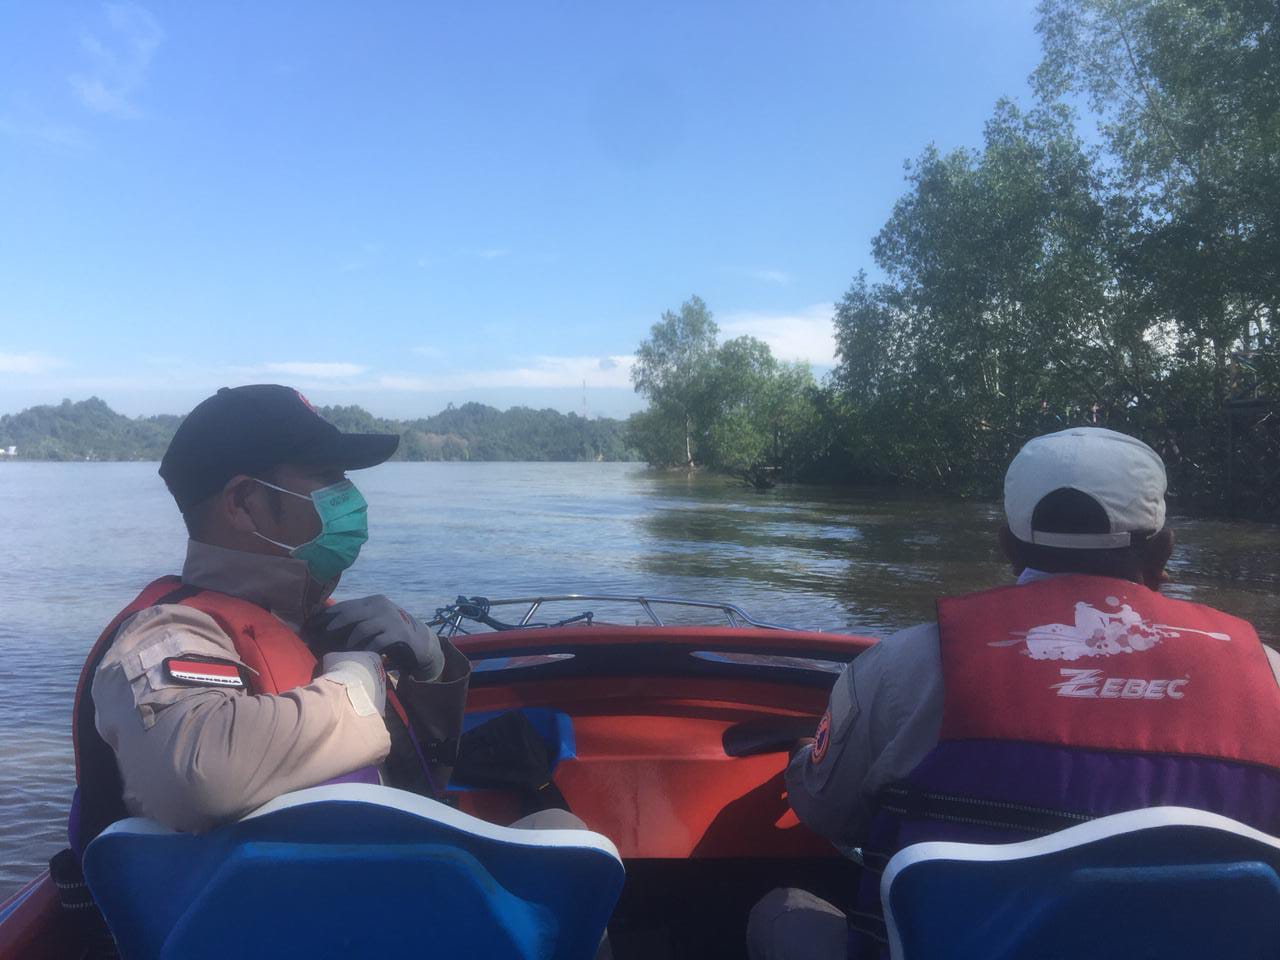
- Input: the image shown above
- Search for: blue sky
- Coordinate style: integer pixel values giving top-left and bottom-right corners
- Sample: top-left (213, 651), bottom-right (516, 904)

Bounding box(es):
top-left (1, 1), bottom-right (1042, 419)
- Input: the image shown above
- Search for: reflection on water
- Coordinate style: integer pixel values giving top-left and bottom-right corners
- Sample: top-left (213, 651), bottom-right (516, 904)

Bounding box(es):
top-left (0, 461), bottom-right (1275, 897)
top-left (635, 478), bottom-right (1011, 632)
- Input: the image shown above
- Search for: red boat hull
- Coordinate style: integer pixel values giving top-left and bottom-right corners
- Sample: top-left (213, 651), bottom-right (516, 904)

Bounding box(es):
top-left (0, 874), bottom-right (74, 960)
top-left (463, 676), bottom-right (836, 859)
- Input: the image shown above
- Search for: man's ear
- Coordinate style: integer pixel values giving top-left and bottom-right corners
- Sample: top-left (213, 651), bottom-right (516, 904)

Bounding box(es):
top-left (1141, 528), bottom-right (1175, 590)
top-left (999, 524), bottom-right (1025, 575)
top-left (220, 474), bottom-right (261, 533)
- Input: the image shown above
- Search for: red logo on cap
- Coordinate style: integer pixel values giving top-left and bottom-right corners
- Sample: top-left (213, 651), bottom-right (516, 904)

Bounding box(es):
top-left (295, 390), bottom-right (317, 413)
top-left (811, 710), bottom-right (832, 764)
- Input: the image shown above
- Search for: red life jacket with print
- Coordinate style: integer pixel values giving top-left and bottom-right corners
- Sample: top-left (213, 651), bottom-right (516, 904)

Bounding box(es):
top-left (72, 576), bottom-right (421, 851)
top-left (937, 574), bottom-right (1280, 767)
top-left (848, 576), bottom-right (1280, 958)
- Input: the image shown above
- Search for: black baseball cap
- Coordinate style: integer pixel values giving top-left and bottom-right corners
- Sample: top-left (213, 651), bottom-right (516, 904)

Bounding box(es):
top-left (159, 384), bottom-right (400, 512)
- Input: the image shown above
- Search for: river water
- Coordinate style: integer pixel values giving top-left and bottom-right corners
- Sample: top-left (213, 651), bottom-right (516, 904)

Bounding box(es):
top-left (0, 461), bottom-right (1276, 897)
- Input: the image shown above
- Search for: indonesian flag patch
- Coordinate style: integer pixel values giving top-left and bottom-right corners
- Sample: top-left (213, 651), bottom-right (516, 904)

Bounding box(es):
top-left (164, 657), bottom-right (248, 689)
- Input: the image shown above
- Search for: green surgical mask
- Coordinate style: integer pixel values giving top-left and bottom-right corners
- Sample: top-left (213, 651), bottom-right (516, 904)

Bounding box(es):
top-left (252, 478), bottom-right (369, 583)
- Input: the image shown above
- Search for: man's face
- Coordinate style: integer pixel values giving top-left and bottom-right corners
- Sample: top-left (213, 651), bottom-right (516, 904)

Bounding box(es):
top-left (247, 463), bottom-right (348, 550)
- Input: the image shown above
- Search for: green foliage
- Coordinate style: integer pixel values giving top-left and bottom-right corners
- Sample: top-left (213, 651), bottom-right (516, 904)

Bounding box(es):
top-left (825, 0), bottom-right (1278, 515)
top-left (624, 407), bottom-right (689, 469)
top-left (699, 336), bottom-right (778, 473)
top-left (832, 102), bottom-right (1131, 493)
top-left (631, 295), bottom-right (720, 466)
top-left (0, 398), bottom-right (635, 464)
top-left (392, 402), bottom-right (634, 462)
top-left (0, 398), bottom-right (178, 461)
top-left (1033, 0), bottom-right (1278, 508)
top-left (628, 297), bottom-right (824, 481)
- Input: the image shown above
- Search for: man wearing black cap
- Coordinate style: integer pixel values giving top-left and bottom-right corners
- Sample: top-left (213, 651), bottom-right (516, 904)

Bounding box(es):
top-left (77, 385), bottom-right (470, 837)
top-left (748, 427), bottom-right (1280, 960)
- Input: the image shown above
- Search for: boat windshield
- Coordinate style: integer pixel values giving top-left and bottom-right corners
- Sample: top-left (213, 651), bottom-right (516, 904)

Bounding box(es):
top-left (427, 593), bottom-right (795, 636)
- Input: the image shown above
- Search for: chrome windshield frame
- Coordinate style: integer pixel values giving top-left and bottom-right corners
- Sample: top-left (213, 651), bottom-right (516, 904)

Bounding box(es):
top-left (430, 594), bottom-right (790, 639)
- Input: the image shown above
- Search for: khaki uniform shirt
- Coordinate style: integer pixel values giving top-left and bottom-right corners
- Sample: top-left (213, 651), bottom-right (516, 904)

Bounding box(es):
top-left (787, 571), bottom-right (1280, 848)
top-left (92, 541), bottom-right (470, 833)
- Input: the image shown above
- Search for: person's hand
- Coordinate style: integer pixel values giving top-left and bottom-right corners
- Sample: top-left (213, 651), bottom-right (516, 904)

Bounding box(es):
top-left (313, 595), bottom-right (446, 681)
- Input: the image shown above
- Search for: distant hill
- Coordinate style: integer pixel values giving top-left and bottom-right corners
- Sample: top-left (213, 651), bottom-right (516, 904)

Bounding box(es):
top-left (0, 398), bottom-right (179, 461)
top-left (0, 397), bottom-right (636, 463)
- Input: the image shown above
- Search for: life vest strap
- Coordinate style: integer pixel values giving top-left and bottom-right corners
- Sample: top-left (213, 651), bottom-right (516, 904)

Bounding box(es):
top-left (877, 782), bottom-right (1093, 836)
top-left (49, 847), bottom-right (119, 958)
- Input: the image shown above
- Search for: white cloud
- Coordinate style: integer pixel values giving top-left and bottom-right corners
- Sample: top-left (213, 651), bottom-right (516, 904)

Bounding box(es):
top-left (476, 248), bottom-right (509, 260)
top-left (0, 353), bottom-right (650, 419)
top-left (379, 355), bottom-right (635, 392)
top-left (258, 362), bottom-right (369, 379)
top-left (719, 303), bottom-right (837, 366)
top-left (69, 2), bottom-right (163, 119)
top-left (749, 268), bottom-right (792, 285)
top-left (0, 352), bottom-right (63, 375)
top-left (3, 359), bottom-right (363, 403)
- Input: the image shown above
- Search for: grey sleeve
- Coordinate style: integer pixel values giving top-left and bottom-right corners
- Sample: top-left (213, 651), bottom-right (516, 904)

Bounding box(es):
top-left (785, 622), bottom-right (945, 846)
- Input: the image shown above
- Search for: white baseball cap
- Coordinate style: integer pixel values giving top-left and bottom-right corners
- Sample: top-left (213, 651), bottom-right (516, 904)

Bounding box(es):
top-left (1004, 427), bottom-right (1167, 549)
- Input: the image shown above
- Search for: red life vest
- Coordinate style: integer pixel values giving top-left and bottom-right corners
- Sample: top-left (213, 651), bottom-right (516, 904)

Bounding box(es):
top-left (937, 574), bottom-right (1280, 768)
top-left (848, 576), bottom-right (1280, 958)
top-left (74, 577), bottom-right (316, 789)
top-left (73, 576), bottom-right (420, 849)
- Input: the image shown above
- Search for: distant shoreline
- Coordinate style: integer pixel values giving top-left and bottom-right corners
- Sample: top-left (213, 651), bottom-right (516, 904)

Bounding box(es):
top-left (0, 458), bottom-right (647, 465)
top-left (4, 458), bottom-right (1273, 527)
top-left (0, 396), bottom-right (638, 464)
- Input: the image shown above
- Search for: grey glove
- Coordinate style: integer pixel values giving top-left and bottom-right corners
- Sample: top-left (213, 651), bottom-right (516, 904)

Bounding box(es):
top-left (315, 595), bottom-right (446, 682)
top-left (321, 651), bottom-right (386, 717)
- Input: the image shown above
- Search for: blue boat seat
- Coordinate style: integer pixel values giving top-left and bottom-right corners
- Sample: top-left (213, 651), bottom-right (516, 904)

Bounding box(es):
top-left (881, 805), bottom-right (1280, 960)
top-left (83, 783), bottom-right (624, 960)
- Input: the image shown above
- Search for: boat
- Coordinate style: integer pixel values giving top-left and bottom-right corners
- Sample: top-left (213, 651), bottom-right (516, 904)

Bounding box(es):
top-left (0, 594), bottom-right (878, 960)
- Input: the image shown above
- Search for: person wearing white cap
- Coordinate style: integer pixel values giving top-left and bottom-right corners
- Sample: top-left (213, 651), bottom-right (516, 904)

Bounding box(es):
top-left (748, 427), bottom-right (1280, 960)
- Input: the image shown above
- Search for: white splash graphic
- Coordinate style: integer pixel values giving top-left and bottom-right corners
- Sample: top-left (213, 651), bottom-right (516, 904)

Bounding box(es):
top-left (990, 596), bottom-right (1232, 661)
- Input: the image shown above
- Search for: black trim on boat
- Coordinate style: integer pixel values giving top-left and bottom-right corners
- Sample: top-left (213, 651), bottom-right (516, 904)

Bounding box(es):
top-left (465, 641), bottom-right (857, 689)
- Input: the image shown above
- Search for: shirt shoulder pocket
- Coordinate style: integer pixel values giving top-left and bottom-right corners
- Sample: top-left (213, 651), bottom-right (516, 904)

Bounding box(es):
top-left (117, 630), bottom-right (246, 728)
